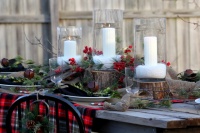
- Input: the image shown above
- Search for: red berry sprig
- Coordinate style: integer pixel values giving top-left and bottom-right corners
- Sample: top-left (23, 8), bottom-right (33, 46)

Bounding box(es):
top-left (68, 58), bottom-right (84, 73)
top-left (113, 62), bottom-right (126, 71)
top-left (83, 46), bottom-right (92, 55)
top-left (69, 58), bottom-right (76, 65)
top-left (124, 45), bottom-right (132, 54)
top-left (161, 60), bottom-right (171, 66)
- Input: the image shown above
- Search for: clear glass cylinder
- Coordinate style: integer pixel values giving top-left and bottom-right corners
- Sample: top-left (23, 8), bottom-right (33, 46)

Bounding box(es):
top-left (133, 18), bottom-right (166, 81)
top-left (93, 9), bottom-right (123, 69)
top-left (57, 26), bottom-right (82, 64)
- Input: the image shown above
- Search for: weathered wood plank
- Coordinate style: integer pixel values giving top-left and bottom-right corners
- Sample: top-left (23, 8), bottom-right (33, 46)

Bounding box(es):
top-left (96, 110), bottom-right (187, 129)
top-left (0, 0), bottom-right (9, 15)
top-left (134, 108), bottom-right (200, 127)
top-left (176, 0), bottom-right (188, 72)
top-left (0, 15), bottom-right (50, 23)
top-left (35, 24), bottom-right (44, 65)
top-left (124, 19), bottom-right (133, 47)
top-left (10, 0), bottom-right (23, 14)
top-left (166, 18), bottom-right (178, 71)
top-left (16, 24), bottom-right (25, 57)
top-left (49, 0), bottom-right (59, 57)
top-left (0, 25), bottom-right (6, 59)
top-left (59, 10), bottom-right (200, 20)
top-left (95, 102), bottom-right (200, 131)
top-left (59, 11), bottom-right (92, 19)
top-left (170, 103), bottom-right (200, 114)
top-left (136, 107), bottom-right (200, 118)
top-left (151, 0), bottom-right (163, 11)
top-left (6, 24), bottom-right (18, 58)
top-left (138, 0), bottom-right (151, 11)
top-left (189, 18), bottom-right (200, 69)
top-left (24, 0), bottom-right (38, 14)
top-left (182, 18), bottom-right (190, 69)
top-left (124, 0), bottom-right (138, 10)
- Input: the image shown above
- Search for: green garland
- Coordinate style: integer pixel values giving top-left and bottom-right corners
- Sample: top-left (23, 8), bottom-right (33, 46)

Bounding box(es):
top-left (130, 98), bottom-right (172, 109)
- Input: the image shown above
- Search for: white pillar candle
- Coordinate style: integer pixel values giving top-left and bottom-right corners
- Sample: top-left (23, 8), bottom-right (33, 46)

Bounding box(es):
top-left (102, 28), bottom-right (116, 57)
top-left (144, 36), bottom-right (157, 66)
top-left (64, 40), bottom-right (77, 57)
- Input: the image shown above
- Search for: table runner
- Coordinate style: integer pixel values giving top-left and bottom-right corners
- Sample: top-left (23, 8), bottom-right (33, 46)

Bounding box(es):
top-left (0, 93), bottom-right (98, 133)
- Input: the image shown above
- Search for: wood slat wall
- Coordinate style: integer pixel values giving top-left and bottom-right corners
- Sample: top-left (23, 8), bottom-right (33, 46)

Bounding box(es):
top-left (0, 0), bottom-right (200, 72)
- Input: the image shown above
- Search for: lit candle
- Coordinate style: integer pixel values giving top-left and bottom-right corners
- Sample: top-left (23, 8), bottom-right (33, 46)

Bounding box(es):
top-left (102, 27), bottom-right (116, 57)
top-left (64, 39), bottom-right (77, 57)
top-left (144, 36), bottom-right (157, 66)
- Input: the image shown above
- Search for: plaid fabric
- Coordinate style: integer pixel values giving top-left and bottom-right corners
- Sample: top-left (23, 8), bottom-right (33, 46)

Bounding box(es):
top-left (0, 93), bottom-right (99, 133)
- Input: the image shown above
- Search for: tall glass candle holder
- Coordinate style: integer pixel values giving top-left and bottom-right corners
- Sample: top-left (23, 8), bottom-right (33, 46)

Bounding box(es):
top-left (93, 9), bottom-right (123, 69)
top-left (133, 18), bottom-right (166, 81)
top-left (57, 26), bottom-right (82, 65)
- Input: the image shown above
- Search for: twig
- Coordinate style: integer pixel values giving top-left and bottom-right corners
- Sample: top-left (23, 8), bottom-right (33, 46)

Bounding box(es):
top-left (23, 28), bottom-right (57, 56)
top-left (178, 15), bottom-right (200, 30)
top-left (188, 0), bottom-right (200, 8)
top-left (34, 36), bottom-right (57, 56)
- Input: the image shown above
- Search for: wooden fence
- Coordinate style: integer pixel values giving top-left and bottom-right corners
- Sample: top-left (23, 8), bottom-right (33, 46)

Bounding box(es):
top-left (0, 0), bottom-right (200, 72)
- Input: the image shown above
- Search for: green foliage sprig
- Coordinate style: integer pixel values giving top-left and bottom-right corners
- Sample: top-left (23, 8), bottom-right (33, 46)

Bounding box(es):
top-left (21, 105), bottom-right (54, 133)
top-left (130, 98), bottom-right (171, 109)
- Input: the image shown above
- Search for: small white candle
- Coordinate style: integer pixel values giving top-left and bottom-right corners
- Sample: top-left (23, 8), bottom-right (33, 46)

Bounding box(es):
top-left (102, 28), bottom-right (116, 57)
top-left (64, 40), bottom-right (77, 57)
top-left (144, 36), bottom-right (157, 66)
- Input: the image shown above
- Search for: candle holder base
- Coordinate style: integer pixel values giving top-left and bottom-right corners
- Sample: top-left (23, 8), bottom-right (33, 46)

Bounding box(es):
top-left (136, 79), bottom-right (170, 100)
top-left (91, 70), bottom-right (121, 90)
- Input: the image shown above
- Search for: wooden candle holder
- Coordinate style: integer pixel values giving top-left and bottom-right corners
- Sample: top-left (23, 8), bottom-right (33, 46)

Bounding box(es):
top-left (92, 70), bottom-right (121, 90)
top-left (138, 80), bottom-right (170, 100)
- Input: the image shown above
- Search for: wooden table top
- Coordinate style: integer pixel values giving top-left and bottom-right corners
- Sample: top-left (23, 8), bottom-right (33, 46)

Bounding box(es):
top-left (95, 102), bottom-right (200, 129)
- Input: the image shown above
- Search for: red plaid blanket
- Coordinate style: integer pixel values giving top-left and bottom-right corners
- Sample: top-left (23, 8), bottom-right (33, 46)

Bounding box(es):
top-left (0, 93), bottom-right (98, 133)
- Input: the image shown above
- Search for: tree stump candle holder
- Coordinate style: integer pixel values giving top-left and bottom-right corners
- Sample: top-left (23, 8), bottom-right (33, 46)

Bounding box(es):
top-left (91, 70), bottom-right (121, 90)
top-left (138, 80), bottom-right (170, 100)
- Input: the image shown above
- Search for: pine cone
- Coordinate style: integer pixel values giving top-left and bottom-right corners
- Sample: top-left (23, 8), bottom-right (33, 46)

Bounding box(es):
top-left (26, 120), bottom-right (36, 129)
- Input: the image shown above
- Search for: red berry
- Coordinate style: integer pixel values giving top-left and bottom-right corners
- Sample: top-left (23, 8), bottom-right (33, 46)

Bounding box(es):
top-left (166, 62), bottom-right (171, 66)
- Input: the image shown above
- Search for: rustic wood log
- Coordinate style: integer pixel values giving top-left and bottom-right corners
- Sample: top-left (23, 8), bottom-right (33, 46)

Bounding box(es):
top-left (91, 70), bottom-right (121, 90)
top-left (138, 81), bottom-right (170, 100)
